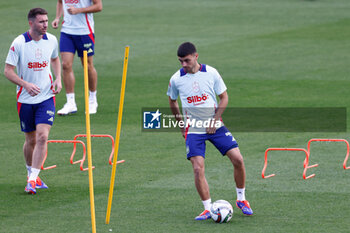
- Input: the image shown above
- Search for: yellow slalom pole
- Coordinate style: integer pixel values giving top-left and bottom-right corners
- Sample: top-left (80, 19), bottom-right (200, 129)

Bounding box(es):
top-left (83, 50), bottom-right (97, 233)
top-left (106, 46), bottom-right (130, 224)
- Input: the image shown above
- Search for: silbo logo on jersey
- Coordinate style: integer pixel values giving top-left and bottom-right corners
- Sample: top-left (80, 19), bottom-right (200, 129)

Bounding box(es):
top-left (187, 93), bottom-right (209, 105)
top-left (27, 61), bottom-right (48, 71)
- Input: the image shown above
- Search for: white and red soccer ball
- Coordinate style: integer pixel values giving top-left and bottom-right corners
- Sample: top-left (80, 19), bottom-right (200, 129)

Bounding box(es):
top-left (210, 200), bottom-right (233, 223)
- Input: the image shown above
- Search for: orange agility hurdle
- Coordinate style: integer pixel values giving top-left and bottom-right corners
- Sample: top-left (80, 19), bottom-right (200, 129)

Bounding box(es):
top-left (262, 148), bottom-right (316, 180)
top-left (306, 139), bottom-right (350, 170)
top-left (72, 134), bottom-right (125, 165)
top-left (41, 140), bottom-right (95, 171)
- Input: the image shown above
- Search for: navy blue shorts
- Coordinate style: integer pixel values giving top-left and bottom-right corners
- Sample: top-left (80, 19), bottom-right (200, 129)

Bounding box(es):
top-left (17, 97), bottom-right (56, 133)
top-left (185, 126), bottom-right (239, 160)
top-left (60, 32), bottom-right (95, 57)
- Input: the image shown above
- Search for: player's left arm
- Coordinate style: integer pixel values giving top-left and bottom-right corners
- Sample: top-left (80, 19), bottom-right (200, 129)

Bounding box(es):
top-left (50, 56), bottom-right (62, 94)
top-left (206, 91), bottom-right (228, 134)
top-left (215, 91), bottom-right (228, 119)
top-left (67, 0), bottom-right (103, 15)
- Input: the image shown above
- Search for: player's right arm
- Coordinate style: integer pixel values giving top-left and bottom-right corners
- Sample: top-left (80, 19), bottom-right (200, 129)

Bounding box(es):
top-left (169, 97), bottom-right (185, 138)
top-left (167, 75), bottom-right (185, 137)
top-left (67, 0), bottom-right (103, 15)
top-left (52, 0), bottom-right (63, 29)
top-left (4, 64), bottom-right (40, 96)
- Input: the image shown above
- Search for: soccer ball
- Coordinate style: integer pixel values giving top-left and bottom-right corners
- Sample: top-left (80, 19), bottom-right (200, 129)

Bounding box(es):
top-left (210, 200), bottom-right (233, 223)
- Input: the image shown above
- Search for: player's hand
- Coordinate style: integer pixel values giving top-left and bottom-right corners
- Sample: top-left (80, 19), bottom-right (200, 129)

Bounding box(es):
top-left (24, 82), bottom-right (41, 97)
top-left (67, 6), bottom-right (80, 15)
top-left (51, 18), bottom-right (60, 29)
top-left (52, 79), bottom-right (62, 94)
top-left (206, 119), bottom-right (217, 134)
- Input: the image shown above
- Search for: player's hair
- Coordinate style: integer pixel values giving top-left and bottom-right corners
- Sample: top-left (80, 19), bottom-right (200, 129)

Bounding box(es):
top-left (28, 8), bottom-right (48, 21)
top-left (177, 42), bottom-right (197, 57)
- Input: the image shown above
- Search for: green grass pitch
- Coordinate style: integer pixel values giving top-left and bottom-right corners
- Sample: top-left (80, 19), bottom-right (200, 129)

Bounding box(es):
top-left (0, 0), bottom-right (350, 232)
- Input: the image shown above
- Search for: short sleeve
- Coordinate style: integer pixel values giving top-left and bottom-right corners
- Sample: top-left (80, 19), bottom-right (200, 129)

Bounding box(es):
top-left (166, 77), bottom-right (179, 100)
top-left (5, 38), bottom-right (20, 66)
top-left (213, 69), bottom-right (227, 95)
top-left (51, 36), bottom-right (59, 59)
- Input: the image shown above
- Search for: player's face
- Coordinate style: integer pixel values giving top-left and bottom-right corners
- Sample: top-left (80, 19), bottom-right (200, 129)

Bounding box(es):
top-left (178, 53), bottom-right (199, 74)
top-left (30, 14), bottom-right (48, 35)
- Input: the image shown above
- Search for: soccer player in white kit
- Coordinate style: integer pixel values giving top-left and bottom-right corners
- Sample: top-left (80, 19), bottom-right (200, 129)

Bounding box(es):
top-left (4, 8), bottom-right (62, 194)
top-left (52, 0), bottom-right (102, 115)
top-left (167, 42), bottom-right (253, 220)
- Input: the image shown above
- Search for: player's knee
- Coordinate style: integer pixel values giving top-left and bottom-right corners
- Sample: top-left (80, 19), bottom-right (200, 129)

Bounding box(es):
top-left (87, 62), bottom-right (96, 72)
top-left (230, 155), bottom-right (244, 169)
top-left (36, 132), bottom-right (48, 146)
top-left (233, 156), bottom-right (244, 168)
top-left (227, 151), bottom-right (244, 168)
top-left (62, 60), bottom-right (73, 71)
top-left (192, 164), bottom-right (205, 177)
top-left (25, 137), bottom-right (36, 147)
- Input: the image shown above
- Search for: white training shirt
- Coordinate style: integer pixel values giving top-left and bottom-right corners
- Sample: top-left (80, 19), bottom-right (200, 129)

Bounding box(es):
top-left (61, 0), bottom-right (95, 35)
top-left (167, 64), bottom-right (227, 134)
top-left (5, 32), bottom-right (59, 104)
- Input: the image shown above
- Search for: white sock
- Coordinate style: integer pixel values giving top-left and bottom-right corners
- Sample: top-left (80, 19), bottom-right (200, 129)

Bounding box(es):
top-left (89, 91), bottom-right (97, 103)
top-left (202, 198), bottom-right (212, 211)
top-left (66, 93), bottom-right (76, 105)
top-left (236, 187), bottom-right (246, 201)
top-left (26, 165), bottom-right (32, 177)
top-left (28, 168), bottom-right (40, 182)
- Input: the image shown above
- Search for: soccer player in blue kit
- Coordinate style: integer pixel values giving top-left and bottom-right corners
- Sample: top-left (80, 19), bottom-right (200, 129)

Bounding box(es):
top-left (4, 8), bottom-right (62, 194)
top-left (167, 42), bottom-right (253, 220)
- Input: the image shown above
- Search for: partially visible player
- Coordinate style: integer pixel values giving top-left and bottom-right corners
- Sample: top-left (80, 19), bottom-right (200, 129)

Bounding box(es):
top-left (52, 0), bottom-right (102, 115)
top-left (4, 8), bottom-right (62, 194)
top-left (167, 42), bottom-right (253, 220)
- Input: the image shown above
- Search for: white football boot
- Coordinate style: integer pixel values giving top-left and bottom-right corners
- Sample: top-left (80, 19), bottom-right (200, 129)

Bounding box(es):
top-left (89, 100), bottom-right (98, 114)
top-left (57, 102), bottom-right (77, 115)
